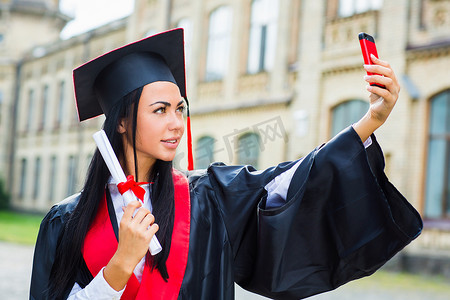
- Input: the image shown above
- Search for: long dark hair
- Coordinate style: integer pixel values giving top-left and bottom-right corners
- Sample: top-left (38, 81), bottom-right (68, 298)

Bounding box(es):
top-left (48, 87), bottom-right (175, 299)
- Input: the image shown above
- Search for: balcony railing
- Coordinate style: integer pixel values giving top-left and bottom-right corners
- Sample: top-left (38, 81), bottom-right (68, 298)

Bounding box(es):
top-left (237, 72), bottom-right (269, 95)
top-left (408, 0), bottom-right (450, 48)
top-left (323, 10), bottom-right (379, 59)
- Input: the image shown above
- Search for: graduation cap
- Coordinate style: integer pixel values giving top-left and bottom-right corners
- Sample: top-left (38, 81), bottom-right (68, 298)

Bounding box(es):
top-left (73, 28), bottom-right (194, 170)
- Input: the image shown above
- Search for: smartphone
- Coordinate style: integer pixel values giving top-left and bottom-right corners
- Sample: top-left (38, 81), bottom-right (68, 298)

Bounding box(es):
top-left (358, 32), bottom-right (385, 88)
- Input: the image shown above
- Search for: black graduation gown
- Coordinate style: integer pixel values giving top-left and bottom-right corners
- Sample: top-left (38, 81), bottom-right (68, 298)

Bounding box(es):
top-left (30, 127), bottom-right (422, 300)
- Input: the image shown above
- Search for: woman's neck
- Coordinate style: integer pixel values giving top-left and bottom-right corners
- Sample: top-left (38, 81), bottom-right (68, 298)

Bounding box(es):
top-left (120, 152), bottom-right (155, 182)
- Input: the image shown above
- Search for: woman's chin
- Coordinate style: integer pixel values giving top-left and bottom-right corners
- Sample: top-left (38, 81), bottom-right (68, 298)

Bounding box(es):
top-left (157, 153), bottom-right (177, 162)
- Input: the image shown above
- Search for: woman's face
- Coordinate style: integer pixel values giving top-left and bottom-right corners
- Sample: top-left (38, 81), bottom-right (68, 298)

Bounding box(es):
top-left (120, 81), bottom-right (185, 169)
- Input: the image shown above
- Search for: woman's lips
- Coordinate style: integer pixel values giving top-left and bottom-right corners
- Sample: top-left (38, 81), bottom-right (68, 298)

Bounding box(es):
top-left (161, 139), bottom-right (179, 149)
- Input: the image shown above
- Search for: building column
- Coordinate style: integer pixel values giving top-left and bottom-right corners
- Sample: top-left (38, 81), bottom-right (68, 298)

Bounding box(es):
top-left (224, 0), bottom-right (245, 102)
top-left (269, 0), bottom-right (291, 95)
top-left (377, 0), bottom-right (410, 199)
top-left (289, 0), bottom-right (326, 159)
top-left (186, 0), bottom-right (205, 103)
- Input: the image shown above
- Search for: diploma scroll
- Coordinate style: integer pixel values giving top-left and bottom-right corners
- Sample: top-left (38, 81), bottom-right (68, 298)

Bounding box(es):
top-left (93, 130), bottom-right (162, 255)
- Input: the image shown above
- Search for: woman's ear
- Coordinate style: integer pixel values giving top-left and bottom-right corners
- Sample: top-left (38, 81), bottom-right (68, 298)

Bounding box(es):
top-left (117, 118), bottom-right (127, 134)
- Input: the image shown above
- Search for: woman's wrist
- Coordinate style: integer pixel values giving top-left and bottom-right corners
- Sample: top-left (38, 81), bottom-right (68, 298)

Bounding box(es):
top-left (353, 112), bottom-right (383, 143)
top-left (103, 253), bottom-right (135, 291)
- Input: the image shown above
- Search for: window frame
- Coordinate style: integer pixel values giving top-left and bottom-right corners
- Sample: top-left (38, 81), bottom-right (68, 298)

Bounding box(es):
top-left (237, 132), bottom-right (261, 169)
top-left (247, 0), bottom-right (279, 74)
top-left (176, 18), bottom-right (193, 67)
top-left (33, 157), bottom-right (41, 200)
top-left (66, 155), bottom-right (78, 197)
top-left (424, 89), bottom-right (450, 220)
top-left (330, 99), bottom-right (369, 138)
top-left (195, 136), bottom-right (216, 169)
top-left (25, 89), bottom-right (34, 132)
top-left (19, 158), bottom-right (27, 199)
top-left (49, 155), bottom-right (57, 204)
top-left (205, 5), bottom-right (233, 82)
top-left (39, 84), bottom-right (49, 130)
top-left (55, 80), bottom-right (65, 128)
top-left (337, 0), bottom-right (383, 18)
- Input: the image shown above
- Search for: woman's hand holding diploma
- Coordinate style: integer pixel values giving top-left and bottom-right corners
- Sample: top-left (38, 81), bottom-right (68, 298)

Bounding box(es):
top-left (104, 201), bottom-right (159, 291)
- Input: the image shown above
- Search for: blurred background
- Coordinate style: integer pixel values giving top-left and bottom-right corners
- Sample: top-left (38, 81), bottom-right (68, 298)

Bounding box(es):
top-left (0, 0), bottom-right (450, 298)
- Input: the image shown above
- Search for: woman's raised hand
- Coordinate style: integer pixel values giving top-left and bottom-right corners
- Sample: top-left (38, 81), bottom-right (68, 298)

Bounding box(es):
top-left (353, 54), bottom-right (401, 142)
top-left (103, 201), bottom-right (159, 291)
top-left (364, 54), bottom-right (400, 123)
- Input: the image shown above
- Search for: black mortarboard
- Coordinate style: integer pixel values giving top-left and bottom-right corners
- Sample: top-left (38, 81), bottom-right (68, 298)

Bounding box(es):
top-left (73, 28), bottom-right (186, 121)
top-left (73, 28), bottom-right (194, 170)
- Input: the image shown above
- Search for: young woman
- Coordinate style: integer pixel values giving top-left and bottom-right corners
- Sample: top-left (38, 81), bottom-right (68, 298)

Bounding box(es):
top-left (30, 29), bottom-right (422, 300)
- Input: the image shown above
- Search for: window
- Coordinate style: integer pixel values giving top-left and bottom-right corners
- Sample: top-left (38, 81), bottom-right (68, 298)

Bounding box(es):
top-left (205, 6), bottom-right (232, 81)
top-left (247, 0), bottom-right (279, 74)
top-left (195, 136), bottom-right (215, 169)
top-left (39, 85), bottom-right (49, 130)
top-left (25, 89), bottom-right (34, 131)
top-left (237, 133), bottom-right (261, 169)
top-left (177, 18), bottom-right (193, 67)
top-left (338, 0), bottom-right (383, 18)
top-left (19, 158), bottom-right (27, 199)
top-left (56, 81), bottom-right (65, 127)
top-left (33, 157), bottom-right (41, 200)
top-left (66, 155), bottom-right (78, 196)
top-left (0, 89), bottom-right (3, 123)
top-left (424, 90), bottom-right (450, 219)
top-left (331, 100), bottom-right (369, 137)
top-left (49, 156), bottom-right (57, 203)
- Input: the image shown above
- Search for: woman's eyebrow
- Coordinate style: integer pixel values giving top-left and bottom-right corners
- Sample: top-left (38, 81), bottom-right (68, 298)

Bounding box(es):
top-left (150, 101), bottom-right (170, 107)
top-left (149, 100), bottom-right (184, 107)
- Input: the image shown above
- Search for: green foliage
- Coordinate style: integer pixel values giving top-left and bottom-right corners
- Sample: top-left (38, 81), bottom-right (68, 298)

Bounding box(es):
top-left (0, 179), bottom-right (10, 210)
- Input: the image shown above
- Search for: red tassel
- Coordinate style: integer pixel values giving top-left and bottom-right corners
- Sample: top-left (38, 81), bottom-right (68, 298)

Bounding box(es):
top-left (186, 115), bottom-right (194, 171)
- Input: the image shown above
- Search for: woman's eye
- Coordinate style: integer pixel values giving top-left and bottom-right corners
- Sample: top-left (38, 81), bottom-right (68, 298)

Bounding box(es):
top-left (177, 105), bottom-right (186, 113)
top-left (154, 107), bottom-right (166, 114)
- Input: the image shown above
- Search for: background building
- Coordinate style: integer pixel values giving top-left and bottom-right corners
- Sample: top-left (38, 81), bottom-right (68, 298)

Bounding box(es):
top-left (1, 0), bottom-right (450, 276)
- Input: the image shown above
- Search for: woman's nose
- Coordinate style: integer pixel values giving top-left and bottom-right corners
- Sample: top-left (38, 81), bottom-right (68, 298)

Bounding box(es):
top-left (168, 112), bottom-right (184, 131)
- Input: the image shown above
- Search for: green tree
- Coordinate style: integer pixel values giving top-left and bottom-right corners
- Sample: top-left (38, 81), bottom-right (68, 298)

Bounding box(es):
top-left (0, 179), bottom-right (10, 210)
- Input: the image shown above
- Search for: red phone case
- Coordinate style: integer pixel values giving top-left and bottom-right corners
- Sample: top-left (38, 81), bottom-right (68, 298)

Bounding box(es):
top-left (359, 32), bottom-right (385, 88)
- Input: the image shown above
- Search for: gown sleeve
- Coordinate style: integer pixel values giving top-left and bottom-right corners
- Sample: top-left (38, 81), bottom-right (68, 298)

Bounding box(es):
top-left (29, 194), bottom-right (80, 300)
top-left (30, 206), bottom-right (65, 299)
top-left (207, 126), bottom-right (423, 300)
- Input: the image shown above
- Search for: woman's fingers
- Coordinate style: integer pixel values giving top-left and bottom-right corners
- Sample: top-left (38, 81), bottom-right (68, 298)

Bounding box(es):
top-left (148, 223), bottom-right (159, 237)
top-left (366, 83), bottom-right (389, 98)
top-left (370, 54), bottom-right (391, 68)
top-left (121, 200), bottom-right (142, 222)
top-left (363, 55), bottom-right (400, 100)
top-left (121, 201), bottom-right (157, 239)
top-left (141, 211), bottom-right (156, 226)
top-left (131, 208), bottom-right (155, 229)
top-left (363, 64), bottom-right (393, 83)
top-left (367, 55), bottom-right (400, 88)
top-left (364, 74), bottom-right (393, 89)
top-left (131, 206), bottom-right (150, 222)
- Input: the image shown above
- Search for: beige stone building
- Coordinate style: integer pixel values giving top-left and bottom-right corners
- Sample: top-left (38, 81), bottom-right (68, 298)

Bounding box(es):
top-left (0, 0), bottom-right (69, 197)
top-left (1, 0), bottom-right (450, 275)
